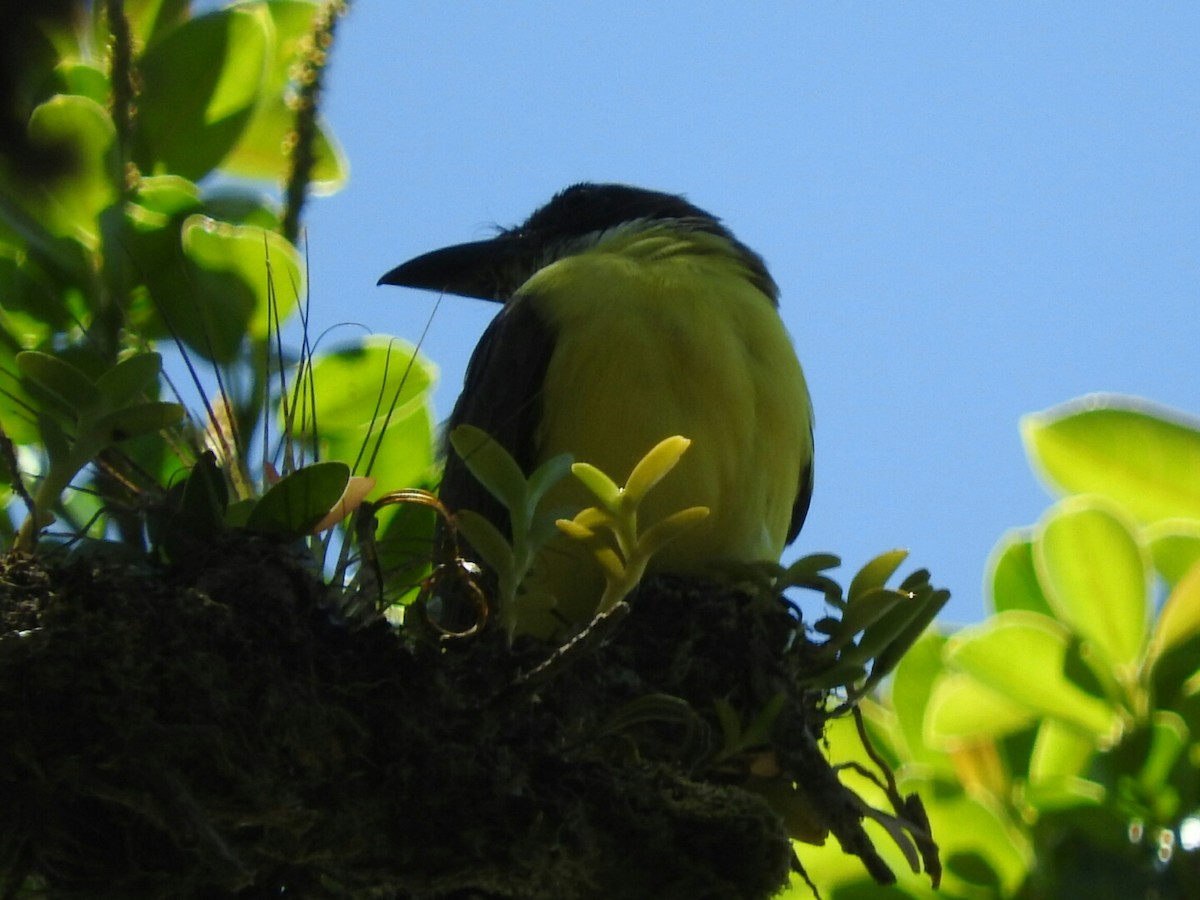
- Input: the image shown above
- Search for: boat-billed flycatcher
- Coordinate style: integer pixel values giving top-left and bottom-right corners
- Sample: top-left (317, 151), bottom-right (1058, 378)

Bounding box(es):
top-left (379, 183), bottom-right (813, 637)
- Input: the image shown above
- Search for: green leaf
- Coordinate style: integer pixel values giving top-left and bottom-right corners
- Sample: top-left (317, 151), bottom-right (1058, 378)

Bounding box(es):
top-left (925, 671), bottom-right (1036, 743)
top-left (17, 351), bottom-right (100, 413)
top-left (127, 0), bottom-right (190, 44)
top-left (1146, 518), bottom-right (1200, 588)
top-left (570, 461), bottom-right (621, 509)
top-left (817, 586), bottom-right (907, 658)
top-left (92, 401), bottom-right (184, 443)
top-left (134, 7), bottom-right (270, 180)
top-left (304, 337), bottom-right (438, 496)
top-left (0, 248), bottom-right (74, 348)
top-left (53, 61), bottom-right (110, 106)
top-left (449, 425), bottom-right (527, 516)
top-left (987, 529), bottom-right (1054, 616)
top-left (847, 549), bottom-right (908, 604)
top-left (94, 352), bottom-right (163, 409)
top-left (453, 509), bottom-right (515, 583)
top-left (944, 611), bottom-right (1123, 740)
top-left (246, 460), bottom-right (350, 535)
top-left (1146, 557), bottom-right (1200, 668)
top-left (1138, 710), bottom-right (1189, 795)
top-left (889, 630), bottom-right (956, 771)
top-left (20, 94), bottom-right (117, 245)
top-left (1021, 776), bottom-right (1106, 812)
top-left (1028, 718), bottom-right (1096, 783)
top-left (219, 0), bottom-right (348, 191)
top-left (1022, 395), bottom-right (1200, 523)
top-left (179, 214), bottom-right (304, 361)
top-left (1034, 496), bottom-right (1151, 673)
top-left (865, 586), bottom-right (950, 687)
top-left (525, 453), bottom-right (575, 510)
top-left (153, 451), bottom-right (228, 560)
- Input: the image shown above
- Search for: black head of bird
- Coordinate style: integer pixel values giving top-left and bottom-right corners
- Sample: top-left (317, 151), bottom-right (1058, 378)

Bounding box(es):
top-left (380, 183), bottom-right (813, 637)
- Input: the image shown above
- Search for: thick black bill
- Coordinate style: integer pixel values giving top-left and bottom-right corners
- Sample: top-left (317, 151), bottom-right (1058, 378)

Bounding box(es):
top-left (377, 235), bottom-right (521, 302)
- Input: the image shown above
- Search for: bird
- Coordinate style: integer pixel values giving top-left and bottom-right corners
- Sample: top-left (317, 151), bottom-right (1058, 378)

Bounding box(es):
top-left (379, 183), bottom-right (813, 638)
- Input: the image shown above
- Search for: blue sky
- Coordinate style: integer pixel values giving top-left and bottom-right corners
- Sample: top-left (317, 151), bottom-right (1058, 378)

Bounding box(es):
top-left (298, 3), bottom-right (1199, 625)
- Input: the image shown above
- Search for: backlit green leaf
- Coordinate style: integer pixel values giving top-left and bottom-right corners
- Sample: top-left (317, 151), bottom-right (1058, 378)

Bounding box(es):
top-left (1034, 496), bottom-right (1150, 673)
top-left (944, 611), bottom-right (1122, 740)
top-left (925, 671), bottom-right (1035, 743)
top-left (304, 337), bottom-right (437, 495)
top-left (179, 214), bottom-right (303, 360)
top-left (1146, 519), bottom-right (1200, 588)
top-left (987, 529), bottom-right (1053, 616)
top-left (848, 549), bottom-right (908, 604)
top-left (219, 0), bottom-right (348, 191)
top-left (1022, 396), bottom-right (1200, 523)
top-left (1028, 718), bottom-right (1096, 782)
top-left (1146, 558), bottom-right (1200, 667)
top-left (135, 7), bottom-right (269, 179)
top-left (21, 95), bottom-right (117, 245)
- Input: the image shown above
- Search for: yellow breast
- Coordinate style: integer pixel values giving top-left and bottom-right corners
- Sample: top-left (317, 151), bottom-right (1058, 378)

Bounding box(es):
top-left (515, 227), bottom-right (812, 633)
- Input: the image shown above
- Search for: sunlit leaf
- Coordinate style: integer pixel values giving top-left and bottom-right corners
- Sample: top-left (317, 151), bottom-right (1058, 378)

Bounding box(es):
top-left (178, 214), bottom-right (304, 360)
top-left (21, 95), bottom-right (117, 245)
top-left (944, 611), bottom-right (1122, 740)
top-left (52, 61), bottom-right (110, 106)
top-left (127, 0), bottom-right (190, 44)
top-left (987, 529), bottom-right (1053, 616)
top-left (1028, 718), bottom-right (1096, 783)
top-left (622, 435), bottom-right (691, 505)
top-left (304, 337), bottom-right (437, 496)
top-left (1034, 496), bottom-right (1151, 673)
top-left (888, 630), bottom-right (955, 771)
top-left (570, 461), bottom-right (621, 509)
top-left (1147, 558), bottom-right (1200, 668)
top-left (1138, 710), bottom-right (1189, 795)
top-left (135, 7), bottom-right (270, 179)
top-left (219, 0), bottom-right (348, 191)
top-left (1022, 395), bottom-right (1200, 523)
top-left (1146, 519), bottom-right (1200, 588)
top-left (925, 671), bottom-right (1036, 743)
top-left (246, 460), bottom-right (349, 534)
top-left (1021, 777), bottom-right (1106, 812)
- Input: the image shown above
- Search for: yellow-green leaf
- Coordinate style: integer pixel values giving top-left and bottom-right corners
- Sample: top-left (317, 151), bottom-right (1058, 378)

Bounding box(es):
top-left (1034, 496), bottom-right (1150, 673)
top-left (135, 7), bottom-right (269, 179)
top-left (944, 611), bottom-right (1122, 740)
top-left (1022, 395), bottom-right (1200, 523)
top-left (987, 529), bottom-right (1053, 616)
top-left (1146, 518), bottom-right (1200, 588)
top-left (925, 671), bottom-right (1035, 744)
top-left (1146, 558), bottom-right (1200, 667)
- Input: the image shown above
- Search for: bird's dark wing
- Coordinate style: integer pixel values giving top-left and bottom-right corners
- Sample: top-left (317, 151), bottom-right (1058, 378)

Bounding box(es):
top-left (439, 294), bottom-right (556, 540)
top-left (786, 434), bottom-right (814, 546)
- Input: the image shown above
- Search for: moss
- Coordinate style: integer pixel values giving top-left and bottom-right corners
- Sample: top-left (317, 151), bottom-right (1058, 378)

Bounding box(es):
top-left (0, 538), bottom-right (924, 898)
